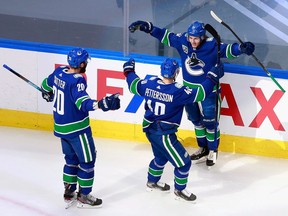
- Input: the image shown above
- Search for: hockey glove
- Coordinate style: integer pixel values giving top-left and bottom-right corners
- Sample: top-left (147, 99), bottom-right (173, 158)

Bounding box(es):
top-left (98, 93), bottom-right (120, 112)
top-left (240, 42), bottom-right (255, 55)
top-left (41, 88), bottom-right (54, 102)
top-left (123, 58), bottom-right (135, 77)
top-left (207, 62), bottom-right (224, 84)
top-left (129, 20), bottom-right (153, 33)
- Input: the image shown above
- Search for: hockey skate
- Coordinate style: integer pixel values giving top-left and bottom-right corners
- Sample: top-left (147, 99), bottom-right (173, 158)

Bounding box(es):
top-left (64, 184), bottom-right (77, 209)
top-left (146, 181), bottom-right (170, 192)
top-left (190, 146), bottom-right (209, 162)
top-left (174, 189), bottom-right (197, 202)
top-left (206, 150), bottom-right (218, 168)
top-left (77, 193), bottom-right (103, 208)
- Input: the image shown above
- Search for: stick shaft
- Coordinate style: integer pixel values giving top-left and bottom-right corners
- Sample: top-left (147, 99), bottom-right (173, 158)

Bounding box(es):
top-left (210, 10), bottom-right (285, 93)
top-left (220, 22), bottom-right (284, 90)
top-left (3, 64), bottom-right (45, 93)
top-left (204, 23), bottom-right (221, 147)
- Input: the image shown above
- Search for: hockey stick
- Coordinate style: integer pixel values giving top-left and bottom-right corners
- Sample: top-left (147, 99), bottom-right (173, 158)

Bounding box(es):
top-left (3, 64), bottom-right (48, 95)
top-left (210, 10), bottom-right (285, 93)
top-left (205, 23), bottom-right (221, 151)
top-left (205, 24), bottom-right (221, 64)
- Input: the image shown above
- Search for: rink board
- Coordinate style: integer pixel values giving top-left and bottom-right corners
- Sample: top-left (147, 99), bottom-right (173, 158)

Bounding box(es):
top-left (0, 40), bottom-right (288, 158)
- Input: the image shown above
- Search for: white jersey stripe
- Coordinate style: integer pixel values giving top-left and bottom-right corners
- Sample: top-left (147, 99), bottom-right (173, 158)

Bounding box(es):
top-left (162, 135), bottom-right (185, 167)
top-left (79, 133), bottom-right (92, 163)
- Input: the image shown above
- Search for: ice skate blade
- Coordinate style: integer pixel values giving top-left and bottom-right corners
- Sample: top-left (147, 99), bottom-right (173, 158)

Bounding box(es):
top-left (194, 158), bottom-right (206, 164)
top-left (76, 201), bottom-right (103, 209)
top-left (206, 161), bottom-right (216, 169)
top-left (146, 187), bottom-right (170, 193)
top-left (207, 163), bottom-right (216, 169)
top-left (65, 198), bottom-right (77, 209)
top-left (192, 156), bottom-right (207, 165)
top-left (174, 195), bottom-right (197, 203)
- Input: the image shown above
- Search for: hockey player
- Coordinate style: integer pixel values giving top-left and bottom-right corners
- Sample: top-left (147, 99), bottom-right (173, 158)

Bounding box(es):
top-left (41, 47), bottom-right (120, 208)
top-left (128, 20), bottom-right (255, 167)
top-left (123, 57), bottom-right (224, 201)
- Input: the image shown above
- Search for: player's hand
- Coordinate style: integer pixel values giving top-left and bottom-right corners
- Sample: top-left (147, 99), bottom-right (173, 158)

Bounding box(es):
top-left (240, 42), bottom-right (255, 55)
top-left (207, 62), bottom-right (224, 84)
top-left (129, 21), bottom-right (153, 33)
top-left (98, 93), bottom-right (120, 112)
top-left (41, 89), bottom-right (54, 102)
top-left (123, 58), bottom-right (135, 77)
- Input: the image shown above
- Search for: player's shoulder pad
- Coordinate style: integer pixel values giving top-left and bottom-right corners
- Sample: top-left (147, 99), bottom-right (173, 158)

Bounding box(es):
top-left (174, 82), bottom-right (184, 89)
top-left (59, 65), bottom-right (68, 69)
top-left (148, 76), bottom-right (158, 81)
top-left (73, 74), bottom-right (84, 79)
top-left (206, 37), bottom-right (214, 42)
top-left (141, 76), bottom-right (158, 85)
top-left (73, 74), bottom-right (87, 85)
top-left (140, 79), bottom-right (148, 85)
top-left (206, 37), bottom-right (222, 45)
top-left (55, 65), bottom-right (68, 73)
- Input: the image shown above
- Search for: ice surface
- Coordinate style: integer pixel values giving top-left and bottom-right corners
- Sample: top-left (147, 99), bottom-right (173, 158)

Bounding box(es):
top-left (0, 126), bottom-right (287, 216)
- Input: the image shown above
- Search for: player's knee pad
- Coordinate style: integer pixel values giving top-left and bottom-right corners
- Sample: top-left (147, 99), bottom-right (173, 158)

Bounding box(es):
top-left (203, 117), bottom-right (216, 130)
top-left (191, 120), bottom-right (203, 127)
top-left (79, 161), bottom-right (95, 173)
top-left (63, 163), bottom-right (78, 179)
top-left (177, 160), bottom-right (191, 174)
top-left (64, 155), bottom-right (79, 166)
top-left (64, 163), bottom-right (78, 170)
top-left (174, 160), bottom-right (191, 181)
top-left (150, 158), bottom-right (166, 171)
top-left (201, 96), bottom-right (218, 130)
top-left (202, 106), bottom-right (217, 130)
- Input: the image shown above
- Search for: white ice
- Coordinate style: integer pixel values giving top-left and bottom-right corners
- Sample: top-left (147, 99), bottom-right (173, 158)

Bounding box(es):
top-left (0, 126), bottom-right (288, 216)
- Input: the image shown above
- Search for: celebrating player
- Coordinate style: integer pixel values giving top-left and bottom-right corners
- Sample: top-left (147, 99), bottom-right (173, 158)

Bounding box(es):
top-left (41, 47), bottom-right (120, 208)
top-left (128, 20), bottom-right (255, 167)
top-left (123, 57), bottom-right (224, 201)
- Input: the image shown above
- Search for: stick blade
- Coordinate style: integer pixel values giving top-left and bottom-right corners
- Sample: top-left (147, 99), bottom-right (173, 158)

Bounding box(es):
top-left (210, 10), bottom-right (222, 24)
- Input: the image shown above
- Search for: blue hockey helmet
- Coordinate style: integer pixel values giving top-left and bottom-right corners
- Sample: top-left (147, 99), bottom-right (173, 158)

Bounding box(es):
top-left (67, 47), bottom-right (90, 68)
top-left (187, 21), bottom-right (206, 38)
top-left (160, 58), bottom-right (180, 78)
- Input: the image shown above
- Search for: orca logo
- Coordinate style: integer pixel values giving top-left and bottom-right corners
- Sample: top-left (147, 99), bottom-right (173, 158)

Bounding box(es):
top-left (185, 53), bottom-right (205, 76)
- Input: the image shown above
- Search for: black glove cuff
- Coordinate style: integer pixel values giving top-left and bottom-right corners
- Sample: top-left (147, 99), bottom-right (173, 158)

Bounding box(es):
top-left (206, 76), bottom-right (218, 84)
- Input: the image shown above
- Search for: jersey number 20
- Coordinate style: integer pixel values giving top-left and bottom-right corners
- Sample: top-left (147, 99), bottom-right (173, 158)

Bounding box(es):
top-left (53, 86), bottom-right (64, 115)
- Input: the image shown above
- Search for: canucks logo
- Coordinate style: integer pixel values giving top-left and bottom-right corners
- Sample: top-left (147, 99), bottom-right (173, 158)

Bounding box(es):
top-left (185, 53), bottom-right (205, 76)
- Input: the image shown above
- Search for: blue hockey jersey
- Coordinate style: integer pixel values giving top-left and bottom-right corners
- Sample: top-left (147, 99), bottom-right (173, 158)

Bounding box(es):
top-left (41, 66), bottom-right (95, 138)
top-left (126, 72), bottom-right (215, 135)
top-left (150, 27), bottom-right (241, 89)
